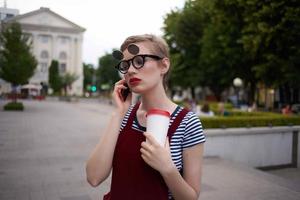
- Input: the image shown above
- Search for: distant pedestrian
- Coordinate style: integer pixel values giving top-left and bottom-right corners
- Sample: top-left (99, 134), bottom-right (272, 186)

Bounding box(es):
top-left (218, 102), bottom-right (229, 116)
top-left (183, 97), bottom-right (197, 113)
top-left (282, 104), bottom-right (292, 115)
top-left (248, 101), bottom-right (257, 112)
top-left (199, 102), bottom-right (214, 117)
top-left (86, 34), bottom-right (206, 200)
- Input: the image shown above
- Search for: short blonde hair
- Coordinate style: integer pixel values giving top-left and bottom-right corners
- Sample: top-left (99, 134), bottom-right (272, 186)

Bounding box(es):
top-left (120, 34), bottom-right (170, 90)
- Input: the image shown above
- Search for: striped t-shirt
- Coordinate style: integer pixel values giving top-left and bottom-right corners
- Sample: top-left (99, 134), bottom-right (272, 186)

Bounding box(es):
top-left (120, 104), bottom-right (206, 171)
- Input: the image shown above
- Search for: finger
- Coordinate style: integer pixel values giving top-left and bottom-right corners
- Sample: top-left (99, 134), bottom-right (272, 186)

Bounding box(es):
top-left (141, 141), bottom-right (153, 152)
top-left (165, 136), bottom-right (170, 148)
top-left (141, 154), bottom-right (150, 164)
top-left (114, 84), bottom-right (127, 92)
top-left (118, 79), bottom-right (126, 84)
top-left (143, 132), bottom-right (158, 146)
top-left (140, 147), bottom-right (151, 158)
top-left (114, 79), bottom-right (127, 89)
top-left (114, 84), bottom-right (128, 101)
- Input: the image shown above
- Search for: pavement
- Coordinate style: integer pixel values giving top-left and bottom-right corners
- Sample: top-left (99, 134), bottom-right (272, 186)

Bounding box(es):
top-left (0, 98), bottom-right (300, 200)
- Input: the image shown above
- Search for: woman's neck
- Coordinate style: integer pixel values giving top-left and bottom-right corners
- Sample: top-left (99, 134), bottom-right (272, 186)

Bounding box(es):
top-left (139, 85), bottom-right (174, 112)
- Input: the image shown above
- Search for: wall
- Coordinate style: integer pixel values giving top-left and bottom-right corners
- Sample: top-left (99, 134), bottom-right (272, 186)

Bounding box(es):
top-left (204, 126), bottom-right (300, 168)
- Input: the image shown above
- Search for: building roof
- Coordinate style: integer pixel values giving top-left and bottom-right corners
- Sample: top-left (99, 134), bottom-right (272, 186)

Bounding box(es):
top-left (3, 7), bottom-right (85, 33)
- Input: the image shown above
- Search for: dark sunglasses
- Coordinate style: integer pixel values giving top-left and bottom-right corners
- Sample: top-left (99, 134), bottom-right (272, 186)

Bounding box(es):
top-left (115, 54), bottom-right (163, 74)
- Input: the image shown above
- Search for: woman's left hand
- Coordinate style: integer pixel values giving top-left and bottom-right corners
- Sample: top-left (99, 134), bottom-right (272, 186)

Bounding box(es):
top-left (140, 132), bottom-right (176, 175)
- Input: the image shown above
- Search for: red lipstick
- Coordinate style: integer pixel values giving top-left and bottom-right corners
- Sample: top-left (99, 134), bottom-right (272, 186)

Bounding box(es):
top-left (129, 77), bottom-right (141, 85)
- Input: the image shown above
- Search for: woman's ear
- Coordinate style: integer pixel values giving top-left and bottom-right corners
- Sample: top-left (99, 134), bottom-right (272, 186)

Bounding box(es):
top-left (160, 57), bottom-right (170, 75)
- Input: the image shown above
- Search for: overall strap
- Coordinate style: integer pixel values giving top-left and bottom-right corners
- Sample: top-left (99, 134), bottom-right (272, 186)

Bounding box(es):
top-left (167, 107), bottom-right (189, 141)
top-left (125, 102), bottom-right (141, 128)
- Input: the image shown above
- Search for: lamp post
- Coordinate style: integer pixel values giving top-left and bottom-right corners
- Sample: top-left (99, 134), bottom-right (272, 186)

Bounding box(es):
top-left (233, 77), bottom-right (243, 108)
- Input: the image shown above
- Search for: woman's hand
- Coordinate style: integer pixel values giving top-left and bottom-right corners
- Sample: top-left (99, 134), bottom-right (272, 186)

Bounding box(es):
top-left (112, 79), bottom-right (132, 114)
top-left (140, 132), bottom-right (176, 175)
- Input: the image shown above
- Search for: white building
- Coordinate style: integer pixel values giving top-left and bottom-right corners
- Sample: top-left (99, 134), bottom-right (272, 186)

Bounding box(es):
top-left (1, 7), bottom-right (85, 96)
top-left (0, 7), bottom-right (19, 20)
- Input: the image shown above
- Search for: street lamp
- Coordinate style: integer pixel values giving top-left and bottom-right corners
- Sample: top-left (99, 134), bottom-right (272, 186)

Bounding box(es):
top-left (233, 77), bottom-right (243, 107)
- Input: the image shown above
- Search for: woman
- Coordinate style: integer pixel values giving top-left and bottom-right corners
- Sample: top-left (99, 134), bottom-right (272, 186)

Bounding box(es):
top-left (86, 34), bottom-right (206, 200)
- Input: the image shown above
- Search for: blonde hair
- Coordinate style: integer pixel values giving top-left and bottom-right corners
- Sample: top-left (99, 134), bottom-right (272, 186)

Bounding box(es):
top-left (120, 34), bottom-right (170, 90)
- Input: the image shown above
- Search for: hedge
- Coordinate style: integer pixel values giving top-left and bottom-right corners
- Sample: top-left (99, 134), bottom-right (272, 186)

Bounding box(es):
top-left (3, 102), bottom-right (24, 111)
top-left (225, 110), bottom-right (281, 117)
top-left (200, 115), bottom-right (300, 129)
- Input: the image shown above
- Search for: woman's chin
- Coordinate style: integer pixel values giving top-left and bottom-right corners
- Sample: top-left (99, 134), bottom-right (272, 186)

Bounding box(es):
top-left (132, 89), bottom-right (143, 94)
top-left (130, 86), bottom-right (144, 94)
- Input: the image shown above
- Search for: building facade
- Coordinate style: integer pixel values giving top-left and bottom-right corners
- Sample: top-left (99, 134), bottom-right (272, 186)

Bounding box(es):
top-left (0, 7), bottom-right (19, 20)
top-left (1, 7), bottom-right (85, 96)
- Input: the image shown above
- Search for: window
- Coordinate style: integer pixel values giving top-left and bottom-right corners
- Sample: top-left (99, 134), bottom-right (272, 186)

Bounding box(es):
top-left (40, 35), bottom-right (49, 43)
top-left (59, 63), bottom-right (66, 74)
top-left (40, 51), bottom-right (49, 59)
top-left (60, 36), bottom-right (69, 44)
top-left (59, 52), bottom-right (67, 60)
top-left (6, 14), bottom-right (14, 19)
top-left (40, 63), bottom-right (48, 73)
top-left (23, 33), bottom-right (33, 44)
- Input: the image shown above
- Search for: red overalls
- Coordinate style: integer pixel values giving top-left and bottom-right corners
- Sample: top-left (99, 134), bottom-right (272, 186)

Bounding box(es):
top-left (104, 102), bottom-right (188, 200)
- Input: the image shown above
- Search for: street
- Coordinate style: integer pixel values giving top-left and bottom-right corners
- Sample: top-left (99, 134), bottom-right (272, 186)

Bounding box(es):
top-left (0, 99), bottom-right (299, 200)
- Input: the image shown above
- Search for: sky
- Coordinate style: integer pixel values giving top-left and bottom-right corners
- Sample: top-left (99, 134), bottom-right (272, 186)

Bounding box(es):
top-left (3, 0), bottom-right (186, 66)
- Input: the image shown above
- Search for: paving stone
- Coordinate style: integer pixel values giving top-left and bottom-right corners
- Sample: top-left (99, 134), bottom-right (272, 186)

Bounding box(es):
top-left (30, 191), bottom-right (46, 200)
top-left (0, 99), bottom-right (299, 200)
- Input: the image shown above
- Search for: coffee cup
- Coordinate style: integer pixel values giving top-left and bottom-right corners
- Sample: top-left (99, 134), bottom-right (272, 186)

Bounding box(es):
top-left (146, 109), bottom-right (170, 146)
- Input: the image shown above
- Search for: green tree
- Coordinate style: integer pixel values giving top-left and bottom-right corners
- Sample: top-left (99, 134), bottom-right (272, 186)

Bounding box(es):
top-left (164, 0), bottom-right (300, 104)
top-left (164, 0), bottom-right (241, 100)
top-left (96, 51), bottom-right (120, 90)
top-left (48, 60), bottom-right (62, 94)
top-left (83, 63), bottom-right (95, 92)
top-left (164, 1), bottom-right (208, 97)
top-left (238, 0), bottom-right (300, 102)
top-left (0, 22), bottom-right (37, 100)
top-left (61, 73), bottom-right (78, 96)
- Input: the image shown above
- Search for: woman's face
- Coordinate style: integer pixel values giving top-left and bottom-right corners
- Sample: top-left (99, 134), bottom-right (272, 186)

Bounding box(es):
top-left (123, 42), bottom-right (167, 94)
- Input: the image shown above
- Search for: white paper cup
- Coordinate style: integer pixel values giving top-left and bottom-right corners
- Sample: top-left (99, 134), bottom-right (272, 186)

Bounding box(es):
top-left (146, 109), bottom-right (170, 146)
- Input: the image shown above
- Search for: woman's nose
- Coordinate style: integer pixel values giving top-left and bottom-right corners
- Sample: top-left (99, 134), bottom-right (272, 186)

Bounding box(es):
top-left (127, 61), bottom-right (137, 74)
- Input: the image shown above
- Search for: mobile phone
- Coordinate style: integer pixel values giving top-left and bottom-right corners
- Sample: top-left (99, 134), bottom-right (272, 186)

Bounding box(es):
top-left (121, 83), bottom-right (130, 101)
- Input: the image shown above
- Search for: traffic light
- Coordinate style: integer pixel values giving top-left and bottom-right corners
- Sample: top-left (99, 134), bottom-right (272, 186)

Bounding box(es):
top-left (91, 85), bottom-right (97, 92)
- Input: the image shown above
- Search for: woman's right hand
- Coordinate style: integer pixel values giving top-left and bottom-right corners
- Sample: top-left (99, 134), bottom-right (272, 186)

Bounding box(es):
top-left (112, 79), bottom-right (132, 115)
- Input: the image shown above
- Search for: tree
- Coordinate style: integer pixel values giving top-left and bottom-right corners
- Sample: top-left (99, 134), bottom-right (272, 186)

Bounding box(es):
top-left (48, 60), bottom-right (62, 94)
top-left (238, 0), bottom-right (300, 104)
top-left (164, 0), bottom-right (300, 104)
top-left (83, 63), bottom-right (95, 92)
top-left (96, 51), bottom-right (120, 90)
top-left (61, 73), bottom-right (78, 96)
top-left (0, 22), bottom-right (37, 100)
top-left (163, 1), bottom-right (207, 95)
top-left (164, 0), bottom-right (241, 100)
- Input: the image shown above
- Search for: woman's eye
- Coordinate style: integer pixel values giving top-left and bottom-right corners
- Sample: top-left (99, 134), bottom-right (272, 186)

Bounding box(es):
top-left (134, 57), bottom-right (144, 66)
top-left (120, 62), bottom-right (129, 70)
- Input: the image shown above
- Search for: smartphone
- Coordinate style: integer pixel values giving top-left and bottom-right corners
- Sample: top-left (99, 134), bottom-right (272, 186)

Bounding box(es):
top-left (121, 83), bottom-right (130, 101)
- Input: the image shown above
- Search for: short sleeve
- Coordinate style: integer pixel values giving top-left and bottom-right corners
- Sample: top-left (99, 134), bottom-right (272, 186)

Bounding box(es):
top-left (182, 112), bottom-right (206, 149)
top-left (119, 105), bottom-right (134, 131)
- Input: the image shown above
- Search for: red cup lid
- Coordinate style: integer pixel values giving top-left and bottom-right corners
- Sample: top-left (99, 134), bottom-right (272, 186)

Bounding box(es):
top-left (146, 108), bottom-right (170, 117)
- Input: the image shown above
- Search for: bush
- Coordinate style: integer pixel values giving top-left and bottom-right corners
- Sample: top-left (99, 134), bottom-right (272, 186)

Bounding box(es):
top-left (209, 102), bottom-right (234, 111)
top-left (3, 102), bottom-right (24, 111)
top-left (200, 115), bottom-right (300, 129)
top-left (227, 110), bottom-right (281, 117)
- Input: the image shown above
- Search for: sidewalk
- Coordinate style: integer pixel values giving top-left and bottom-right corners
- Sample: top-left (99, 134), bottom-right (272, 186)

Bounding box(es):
top-left (0, 99), bottom-right (299, 200)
